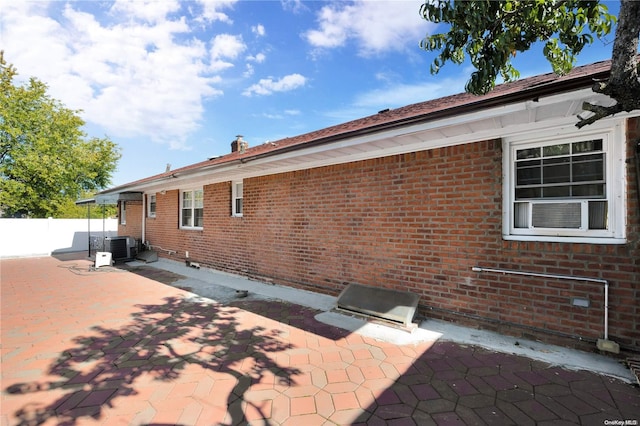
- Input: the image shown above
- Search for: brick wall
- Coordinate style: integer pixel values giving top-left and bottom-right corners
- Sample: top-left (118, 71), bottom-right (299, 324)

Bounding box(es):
top-left (117, 201), bottom-right (143, 240)
top-left (145, 119), bottom-right (640, 353)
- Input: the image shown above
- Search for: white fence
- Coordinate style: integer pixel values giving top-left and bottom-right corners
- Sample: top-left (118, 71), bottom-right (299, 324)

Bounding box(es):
top-left (0, 218), bottom-right (118, 258)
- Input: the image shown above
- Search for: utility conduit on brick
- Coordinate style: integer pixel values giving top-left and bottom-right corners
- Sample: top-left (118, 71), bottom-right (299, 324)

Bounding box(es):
top-left (471, 266), bottom-right (610, 341)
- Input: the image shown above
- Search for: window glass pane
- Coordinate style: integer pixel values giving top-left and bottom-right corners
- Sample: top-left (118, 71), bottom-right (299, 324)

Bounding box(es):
top-left (588, 201), bottom-right (607, 229)
top-left (149, 195), bottom-right (156, 215)
top-left (194, 190), bottom-right (203, 208)
top-left (516, 165), bottom-right (541, 186)
top-left (573, 139), bottom-right (602, 153)
top-left (515, 187), bottom-right (541, 199)
top-left (543, 156), bottom-right (570, 165)
top-left (542, 163), bottom-right (570, 184)
top-left (572, 154), bottom-right (604, 182)
top-left (517, 148), bottom-right (540, 160)
top-left (182, 209), bottom-right (192, 227)
top-left (517, 159), bottom-right (541, 168)
top-left (542, 186), bottom-right (570, 198)
top-left (514, 202), bottom-right (529, 228)
top-left (573, 183), bottom-right (605, 197)
top-left (543, 143), bottom-right (569, 157)
top-left (183, 191), bottom-right (192, 208)
top-left (194, 208), bottom-right (203, 227)
top-left (120, 202), bottom-right (126, 224)
top-left (232, 182), bottom-right (243, 215)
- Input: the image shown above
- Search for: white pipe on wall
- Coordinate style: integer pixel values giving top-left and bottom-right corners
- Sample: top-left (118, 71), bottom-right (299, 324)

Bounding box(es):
top-left (142, 193), bottom-right (146, 245)
top-left (471, 266), bottom-right (610, 340)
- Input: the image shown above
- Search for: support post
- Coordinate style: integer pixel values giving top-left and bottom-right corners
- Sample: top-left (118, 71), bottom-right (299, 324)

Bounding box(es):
top-left (87, 203), bottom-right (91, 257)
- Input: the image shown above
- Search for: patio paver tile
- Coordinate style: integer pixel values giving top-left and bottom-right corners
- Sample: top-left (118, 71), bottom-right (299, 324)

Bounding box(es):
top-left (1, 255), bottom-right (639, 426)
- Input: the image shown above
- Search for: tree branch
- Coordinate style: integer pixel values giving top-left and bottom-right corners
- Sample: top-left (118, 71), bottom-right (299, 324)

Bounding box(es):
top-left (577, 101), bottom-right (625, 128)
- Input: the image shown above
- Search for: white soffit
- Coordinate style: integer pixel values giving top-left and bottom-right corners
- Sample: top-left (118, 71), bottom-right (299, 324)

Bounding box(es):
top-left (133, 88), bottom-right (626, 193)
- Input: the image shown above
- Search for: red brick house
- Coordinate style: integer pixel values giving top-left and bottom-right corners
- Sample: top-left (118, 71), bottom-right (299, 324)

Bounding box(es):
top-left (98, 59), bottom-right (640, 354)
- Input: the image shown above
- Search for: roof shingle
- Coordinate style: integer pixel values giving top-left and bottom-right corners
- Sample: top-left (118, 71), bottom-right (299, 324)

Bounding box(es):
top-left (104, 58), bottom-right (613, 193)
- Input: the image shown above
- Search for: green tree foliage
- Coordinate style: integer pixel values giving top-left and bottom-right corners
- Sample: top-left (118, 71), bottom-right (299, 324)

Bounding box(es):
top-left (420, 0), bottom-right (640, 128)
top-left (0, 52), bottom-right (121, 218)
top-left (56, 194), bottom-right (118, 219)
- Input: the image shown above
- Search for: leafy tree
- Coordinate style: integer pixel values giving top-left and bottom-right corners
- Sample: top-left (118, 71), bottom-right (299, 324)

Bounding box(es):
top-left (0, 52), bottom-right (120, 217)
top-left (420, 0), bottom-right (640, 128)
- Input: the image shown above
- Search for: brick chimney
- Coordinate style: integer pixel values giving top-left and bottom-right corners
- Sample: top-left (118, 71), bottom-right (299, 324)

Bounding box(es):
top-left (231, 135), bottom-right (249, 153)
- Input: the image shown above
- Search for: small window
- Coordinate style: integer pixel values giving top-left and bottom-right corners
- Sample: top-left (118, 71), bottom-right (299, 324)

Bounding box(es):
top-left (504, 124), bottom-right (625, 244)
top-left (232, 181), bottom-right (243, 217)
top-left (120, 201), bottom-right (126, 225)
top-left (148, 194), bottom-right (156, 218)
top-left (181, 189), bottom-right (203, 229)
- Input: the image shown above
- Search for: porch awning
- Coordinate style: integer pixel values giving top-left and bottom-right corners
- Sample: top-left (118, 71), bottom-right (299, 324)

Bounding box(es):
top-left (75, 192), bottom-right (143, 206)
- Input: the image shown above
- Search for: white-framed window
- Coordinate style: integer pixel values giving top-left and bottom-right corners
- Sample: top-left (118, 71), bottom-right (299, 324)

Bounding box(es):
top-left (232, 181), bottom-right (243, 217)
top-left (148, 194), bottom-right (156, 218)
top-left (181, 189), bottom-right (203, 229)
top-left (503, 122), bottom-right (626, 244)
top-left (120, 201), bottom-right (126, 225)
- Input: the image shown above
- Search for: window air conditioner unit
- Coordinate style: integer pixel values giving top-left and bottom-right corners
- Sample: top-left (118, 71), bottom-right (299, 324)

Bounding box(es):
top-left (514, 200), bottom-right (607, 230)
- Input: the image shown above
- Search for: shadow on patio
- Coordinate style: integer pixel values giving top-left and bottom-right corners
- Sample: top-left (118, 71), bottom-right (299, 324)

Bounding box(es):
top-left (3, 255), bottom-right (638, 425)
top-left (6, 295), bottom-right (300, 425)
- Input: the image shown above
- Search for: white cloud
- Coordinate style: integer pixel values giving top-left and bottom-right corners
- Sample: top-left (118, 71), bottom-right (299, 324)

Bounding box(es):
top-left (0, 1), bottom-right (235, 150)
top-left (281, 0), bottom-right (307, 13)
top-left (247, 53), bottom-right (266, 63)
top-left (262, 112), bottom-right (284, 119)
top-left (325, 76), bottom-right (468, 122)
top-left (305, 0), bottom-right (433, 56)
top-left (244, 53), bottom-right (266, 77)
top-left (194, 0), bottom-right (238, 24)
top-left (305, 6), bottom-right (349, 49)
top-left (209, 33), bottom-right (246, 71)
top-left (252, 24), bottom-right (266, 37)
top-left (210, 33), bottom-right (246, 59)
top-left (111, 0), bottom-right (181, 23)
top-left (244, 64), bottom-right (255, 77)
top-left (260, 109), bottom-right (301, 120)
top-left (243, 73), bottom-right (307, 96)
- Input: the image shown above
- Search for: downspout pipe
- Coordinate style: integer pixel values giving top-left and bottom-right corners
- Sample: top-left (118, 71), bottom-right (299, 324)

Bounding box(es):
top-left (142, 194), bottom-right (146, 249)
top-left (471, 266), bottom-right (610, 340)
top-left (635, 140), bottom-right (640, 209)
top-left (87, 203), bottom-right (91, 258)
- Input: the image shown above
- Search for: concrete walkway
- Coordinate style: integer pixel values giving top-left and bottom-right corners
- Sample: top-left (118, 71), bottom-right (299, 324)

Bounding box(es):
top-left (1, 254), bottom-right (639, 425)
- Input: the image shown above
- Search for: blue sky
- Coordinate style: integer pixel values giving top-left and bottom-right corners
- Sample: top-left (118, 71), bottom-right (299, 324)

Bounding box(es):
top-left (1, 0), bottom-right (619, 187)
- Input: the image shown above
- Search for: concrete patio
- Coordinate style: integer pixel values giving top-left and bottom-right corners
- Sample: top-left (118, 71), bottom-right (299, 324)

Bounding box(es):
top-left (1, 254), bottom-right (639, 425)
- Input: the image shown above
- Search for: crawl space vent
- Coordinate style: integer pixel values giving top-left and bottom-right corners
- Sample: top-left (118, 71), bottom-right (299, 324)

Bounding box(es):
top-left (336, 283), bottom-right (420, 328)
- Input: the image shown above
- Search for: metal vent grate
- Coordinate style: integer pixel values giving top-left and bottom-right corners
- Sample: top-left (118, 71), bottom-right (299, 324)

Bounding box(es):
top-left (532, 202), bottom-right (581, 228)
